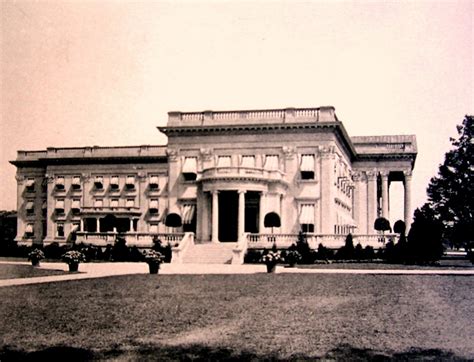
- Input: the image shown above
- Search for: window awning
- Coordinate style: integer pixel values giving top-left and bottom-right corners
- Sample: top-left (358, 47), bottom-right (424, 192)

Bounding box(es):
top-left (94, 199), bottom-right (103, 207)
top-left (299, 204), bottom-right (315, 224)
top-left (241, 155), bottom-right (255, 168)
top-left (150, 175), bottom-right (159, 185)
top-left (72, 176), bottom-right (81, 185)
top-left (126, 175), bottom-right (135, 185)
top-left (149, 224), bottom-right (159, 233)
top-left (95, 176), bottom-right (103, 184)
top-left (71, 200), bottom-right (81, 209)
top-left (26, 179), bottom-right (35, 187)
top-left (110, 176), bottom-right (119, 185)
top-left (26, 201), bottom-right (34, 210)
top-left (300, 155), bottom-right (315, 172)
top-left (264, 155), bottom-right (279, 170)
top-left (110, 199), bottom-right (119, 207)
top-left (182, 204), bottom-right (196, 224)
top-left (55, 200), bottom-right (65, 209)
top-left (217, 156), bottom-right (232, 168)
top-left (126, 199), bottom-right (135, 207)
top-left (25, 224), bottom-right (33, 233)
top-left (56, 177), bottom-right (64, 186)
top-left (182, 157), bottom-right (197, 173)
top-left (149, 200), bottom-right (159, 209)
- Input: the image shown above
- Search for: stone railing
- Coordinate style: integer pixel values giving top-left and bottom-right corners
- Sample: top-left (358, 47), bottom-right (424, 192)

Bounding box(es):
top-left (171, 232), bottom-right (195, 264)
top-left (75, 232), bottom-right (184, 247)
top-left (232, 233), bottom-right (249, 265)
top-left (246, 233), bottom-right (396, 250)
top-left (201, 167), bottom-right (285, 182)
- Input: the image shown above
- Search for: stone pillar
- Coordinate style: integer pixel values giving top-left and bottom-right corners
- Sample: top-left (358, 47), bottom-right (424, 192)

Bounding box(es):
top-left (80, 218), bottom-right (84, 232)
top-left (404, 171), bottom-right (412, 228)
top-left (129, 218), bottom-right (134, 232)
top-left (259, 192), bottom-right (266, 233)
top-left (96, 217), bottom-right (100, 233)
top-left (211, 190), bottom-right (219, 243)
top-left (381, 171), bottom-right (389, 220)
top-left (366, 170), bottom-right (378, 233)
top-left (238, 190), bottom-right (246, 242)
top-left (320, 146), bottom-right (336, 234)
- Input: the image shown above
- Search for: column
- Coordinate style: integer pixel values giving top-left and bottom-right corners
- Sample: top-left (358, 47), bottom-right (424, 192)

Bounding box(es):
top-left (404, 171), bottom-right (412, 228)
top-left (381, 171), bottom-right (389, 220)
top-left (129, 218), bottom-right (134, 232)
top-left (96, 217), bottom-right (100, 233)
top-left (259, 192), bottom-right (266, 233)
top-left (319, 146), bottom-right (336, 234)
top-left (80, 219), bottom-right (84, 232)
top-left (211, 190), bottom-right (219, 243)
top-left (238, 190), bottom-right (246, 242)
top-left (366, 170), bottom-right (377, 233)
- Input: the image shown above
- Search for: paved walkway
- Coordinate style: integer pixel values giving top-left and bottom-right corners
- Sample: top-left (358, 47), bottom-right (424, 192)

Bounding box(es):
top-left (1, 261), bottom-right (473, 287)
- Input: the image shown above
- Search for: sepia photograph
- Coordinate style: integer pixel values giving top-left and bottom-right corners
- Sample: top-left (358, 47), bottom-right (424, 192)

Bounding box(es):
top-left (0, 0), bottom-right (473, 360)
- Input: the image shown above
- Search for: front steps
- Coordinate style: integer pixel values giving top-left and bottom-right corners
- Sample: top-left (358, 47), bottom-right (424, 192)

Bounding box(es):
top-left (181, 242), bottom-right (236, 264)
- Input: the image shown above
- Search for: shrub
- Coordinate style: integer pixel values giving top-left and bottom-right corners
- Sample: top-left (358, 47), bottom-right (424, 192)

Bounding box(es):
top-left (244, 250), bottom-right (263, 264)
top-left (284, 250), bottom-right (301, 266)
top-left (61, 250), bottom-right (86, 265)
top-left (295, 231), bottom-right (313, 264)
top-left (335, 234), bottom-right (355, 260)
top-left (111, 236), bottom-right (130, 261)
top-left (44, 242), bottom-right (67, 259)
top-left (315, 243), bottom-right (334, 260)
top-left (152, 237), bottom-right (172, 263)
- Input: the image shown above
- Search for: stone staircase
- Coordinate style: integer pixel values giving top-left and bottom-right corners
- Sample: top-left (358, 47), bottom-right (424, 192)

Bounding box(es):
top-left (181, 242), bottom-right (236, 264)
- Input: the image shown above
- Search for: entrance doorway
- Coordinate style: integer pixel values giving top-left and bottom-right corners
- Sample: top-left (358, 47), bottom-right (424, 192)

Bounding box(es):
top-left (245, 191), bottom-right (260, 233)
top-left (218, 191), bottom-right (238, 242)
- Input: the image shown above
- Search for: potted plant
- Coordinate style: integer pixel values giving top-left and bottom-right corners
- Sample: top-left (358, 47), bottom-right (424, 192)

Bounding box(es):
top-left (28, 249), bottom-right (45, 267)
top-left (284, 250), bottom-right (301, 267)
top-left (143, 249), bottom-right (164, 274)
top-left (61, 250), bottom-right (86, 272)
top-left (260, 251), bottom-right (282, 273)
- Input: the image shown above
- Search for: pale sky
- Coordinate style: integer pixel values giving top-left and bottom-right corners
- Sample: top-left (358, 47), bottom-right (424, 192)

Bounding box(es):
top-left (1, 1), bottom-right (472, 224)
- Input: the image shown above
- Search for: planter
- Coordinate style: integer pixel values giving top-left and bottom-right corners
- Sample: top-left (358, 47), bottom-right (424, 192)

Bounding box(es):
top-left (31, 260), bottom-right (40, 267)
top-left (266, 263), bottom-right (277, 273)
top-left (68, 262), bottom-right (79, 272)
top-left (148, 263), bottom-right (160, 274)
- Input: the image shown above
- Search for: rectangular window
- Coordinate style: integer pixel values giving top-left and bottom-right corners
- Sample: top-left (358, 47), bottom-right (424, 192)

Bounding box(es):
top-left (26, 178), bottom-right (35, 192)
top-left (94, 199), bottom-right (103, 208)
top-left (56, 223), bottom-right (65, 238)
top-left (300, 154), bottom-right (315, 180)
top-left (55, 199), bottom-right (65, 214)
top-left (26, 201), bottom-right (35, 215)
top-left (149, 223), bottom-right (158, 234)
top-left (149, 199), bottom-right (159, 214)
top-left (72, 176), bottom-right (81, 190)
top-left (55, 176), bottom-right (65, 190)
top-left (110, 176), bottom-right (119, 190)
top-left (301, 224), bottom-right (315, 233)
top-left (149, 175), bottom-right (159, 190)
top-left (110, 199), bottom-right (119, 208)
top-left (299, 203), bottom-right (315, 233)
top-left (25, 223), bottom-right (34, 237)
top-left (182, 157), bottom-right (197, 181)
top-left (126, 175), bottom-right (135, 189)
top-left (217, 155), bottom-right (232, 168)
top-left (71, 199), bottom-right (81, 213)
top-left (241, 155), bottom-right (255, 168)
top-left (94, 176), bottom-right (104, 189)
top-left (264, 155), bottom-right (279, 170)
top-left (126, 198), bottom-right (135, 208)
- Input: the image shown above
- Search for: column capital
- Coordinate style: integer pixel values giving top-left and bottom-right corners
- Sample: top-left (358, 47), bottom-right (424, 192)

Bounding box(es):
top-left (200, 147), bottom-right (213, 161)
top-left (282, 146), bottom-right (295, 160)
top-left (366, 170), bottom-right (378, 181)
top-left (380, 170), bottom-right (390, 179)
top-left (166, 148), bottom-right (179, 162)
top-left (211, 190), bottom-right (220, 195)
top-left (319, 145), bottom-right (336, 159)
top-left (238, 189), bottom-right (246, 195)
top-left (351, 171), bottom-right (364, 182)
top-left (403, 170), bottom-right (413, 181)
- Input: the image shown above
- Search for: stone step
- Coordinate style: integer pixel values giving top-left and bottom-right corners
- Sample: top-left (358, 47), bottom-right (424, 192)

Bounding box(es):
top-left (182, 242), bottom-right (236, 264)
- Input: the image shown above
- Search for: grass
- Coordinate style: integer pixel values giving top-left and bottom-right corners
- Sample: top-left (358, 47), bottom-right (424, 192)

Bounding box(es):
top-left (0, 263), bottom-right (67, 280)
top-left (0, 273), bottom-right (473, 360)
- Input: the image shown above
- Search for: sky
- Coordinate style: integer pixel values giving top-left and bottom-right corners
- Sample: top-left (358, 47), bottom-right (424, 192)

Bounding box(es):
top-left (1, 1), bottom-right (472, 224)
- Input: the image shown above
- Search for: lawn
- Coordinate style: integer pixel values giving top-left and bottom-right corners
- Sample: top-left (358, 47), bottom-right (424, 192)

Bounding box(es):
top-left (0, 274), bottom-right (473, 360)
top-left (0, 263), bottom-right (67, 280)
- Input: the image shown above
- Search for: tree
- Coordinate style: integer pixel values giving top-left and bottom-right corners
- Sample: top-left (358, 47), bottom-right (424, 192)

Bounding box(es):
top-left (374, 217), bottom-right (392, 238)
top-left (425, 115), bottom-right (473, 247)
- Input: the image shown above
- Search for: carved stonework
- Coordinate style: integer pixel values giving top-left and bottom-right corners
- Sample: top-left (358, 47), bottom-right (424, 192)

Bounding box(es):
top-left (137, 171), bottom-right (147, 181)
top-left (166, 148), bottom-right (179, 162)
top-left (319, 145), bottom-right (336, 159)
top-left (366, 170), bottom-right (378, 181)
top-left (200, 147), bottom-right (213, 161)
top-left (403, 170), bottom-right (413, 180)
top-left (380, 170), bottom-right (390, 179)
top-left (82, 173), bottom-right (92, 182)
top-left (44, 174), bottom-right (55, 184)
top-left (351, 171), bottom-right (363, 182)
top-left (282, 146), bottom-right (295, 160)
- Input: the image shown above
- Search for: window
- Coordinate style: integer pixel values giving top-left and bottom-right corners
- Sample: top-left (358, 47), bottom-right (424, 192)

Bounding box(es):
top-left (55, 199), bottom-right (65, 214)
top-left (149, 223), bottom-right (159, 234)
top-left (94, 199), bottom-right (103, 208)
top-left (182, 157), bottom-right (197, 181)
top-left (217, 156), bottom-right (232, 168)
top-left (56, 223), bottom-right (65, 238)
top-left (55, 176), bottom-right (65, 190)
top-left (126, 198), bottom-right (135, 208)
top-left (94, 176), bottom-right (104, 189)
top-left (26, 178), bottom-right (35, 192)
top-left (241, 155), bottom-right (255, 168)
top-left (26, 201), bottom-right (35, 215)
top-left (110, 176), bottom-right (119, 190)
top-left (149, 175), bottom-right (159, 190)
top-left (126, 175), bottom-right (135, 190)
top-left (149, 199), bottom-right (159, 214)
top-left (110, 199), bottom-right (119, 208)
top-left (264, 155), bottom-right (279, 170)
top-left (71, 199), bottom-right (81, 213)
top-left (300, 154), bottom-right (315, 180)
top-left (25, 223), bottom-right (34, 238)
top-left (72, 176), bottom-right (81, 190)
top-left (299, 203), bottom-right (315, 233)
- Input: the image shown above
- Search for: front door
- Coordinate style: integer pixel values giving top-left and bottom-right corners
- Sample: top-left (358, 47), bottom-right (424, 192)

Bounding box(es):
top-left (218, 191), bottom-right (238, 241)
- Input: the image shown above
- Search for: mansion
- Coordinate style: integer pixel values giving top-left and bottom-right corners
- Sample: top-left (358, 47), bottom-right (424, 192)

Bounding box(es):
top-left (11, 106), bottom-right (417, 263)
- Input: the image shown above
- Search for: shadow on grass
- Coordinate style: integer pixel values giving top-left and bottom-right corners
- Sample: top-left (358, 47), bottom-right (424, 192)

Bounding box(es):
top-left (0, 343), bottom-right (469, 361)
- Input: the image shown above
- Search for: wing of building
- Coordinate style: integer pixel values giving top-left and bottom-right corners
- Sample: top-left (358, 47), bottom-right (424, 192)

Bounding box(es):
top-left (10, 106), bottom-right (417, 260)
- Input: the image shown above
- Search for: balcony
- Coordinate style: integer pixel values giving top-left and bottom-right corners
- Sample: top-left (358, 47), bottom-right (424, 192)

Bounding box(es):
top-left (200, 167), bottom-right (286, 184)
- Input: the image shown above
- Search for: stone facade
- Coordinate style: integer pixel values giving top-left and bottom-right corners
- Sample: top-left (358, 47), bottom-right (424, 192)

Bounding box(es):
top-left (10, 106), bottom-right (417, 248)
